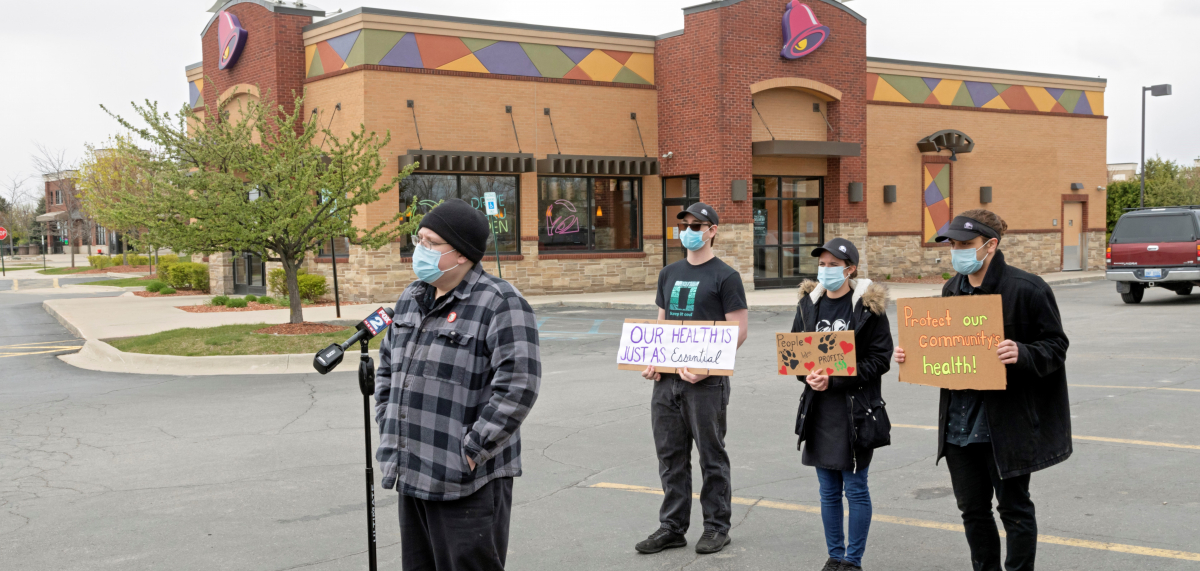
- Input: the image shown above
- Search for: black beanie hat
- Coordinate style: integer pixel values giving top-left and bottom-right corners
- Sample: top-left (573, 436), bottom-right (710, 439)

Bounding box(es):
top-left (419, 198), bottom-right (489, 263)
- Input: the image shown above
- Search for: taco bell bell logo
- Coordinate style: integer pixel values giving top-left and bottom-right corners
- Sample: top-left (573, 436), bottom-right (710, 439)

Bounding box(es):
top-left (780, 1), bottom-right (830, 60)
top-left (217, 11), bottom-right (248, 70)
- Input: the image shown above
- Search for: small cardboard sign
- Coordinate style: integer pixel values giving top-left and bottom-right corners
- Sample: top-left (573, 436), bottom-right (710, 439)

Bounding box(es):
top-left (616, 319), bottom-right (739, 375)
top-left (896, 295), bottom-right (1007, 390)
top-left (776, 331), bottom-right (858, 376)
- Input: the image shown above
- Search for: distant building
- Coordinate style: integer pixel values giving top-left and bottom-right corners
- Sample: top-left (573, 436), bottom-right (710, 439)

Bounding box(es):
top-left (35, 171), bottom-right (126, 255)
top-left (1107, 163), bottom-right (1137, 183)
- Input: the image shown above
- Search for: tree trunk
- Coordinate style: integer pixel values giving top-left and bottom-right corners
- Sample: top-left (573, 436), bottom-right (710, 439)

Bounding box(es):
top-left (69, 221), bottom-right (76, 268)
top-left (283, 257), bottom-right (304, 324)
top-left (121, 235), bottom-right (128, 266)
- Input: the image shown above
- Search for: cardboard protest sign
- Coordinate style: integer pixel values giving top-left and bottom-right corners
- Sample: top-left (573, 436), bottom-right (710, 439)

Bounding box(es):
top-left (896, 295), bottom-right (1006, 390)
top-left (616, 319), bottom-right (739, 375)
top-left (776, 331), bottom-right (858, 376)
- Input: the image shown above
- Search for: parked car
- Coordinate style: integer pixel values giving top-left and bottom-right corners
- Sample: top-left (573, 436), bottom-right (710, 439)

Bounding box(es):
top-left (1106, 206), bottom-right (1200, 304)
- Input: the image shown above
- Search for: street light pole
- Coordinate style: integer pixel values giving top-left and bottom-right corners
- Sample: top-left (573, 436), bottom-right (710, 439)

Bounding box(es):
top-left (1140, 84), bottom-right (1172, 208)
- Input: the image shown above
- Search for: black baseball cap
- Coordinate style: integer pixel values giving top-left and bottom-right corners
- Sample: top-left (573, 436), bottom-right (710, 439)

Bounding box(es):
top-left (677, 202), bottom-right (719, 225)
top-left (810, 238), bottom-right (859, 266)
top-left (935, 215), bottom-right (1000, 243)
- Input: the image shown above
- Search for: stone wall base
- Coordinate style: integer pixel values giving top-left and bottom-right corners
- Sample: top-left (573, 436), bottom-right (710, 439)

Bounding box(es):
top-left (866, 231), bottom-right (1105, 279)
top-left (824, 222), bottom-right (870, 277)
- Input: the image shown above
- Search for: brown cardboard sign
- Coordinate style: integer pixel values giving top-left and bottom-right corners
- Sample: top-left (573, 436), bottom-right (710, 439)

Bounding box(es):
top-left (616, 319), bottom-right (739, 376)
top-left (896, 295), bottom-right (1007, 390)
top-left (776, 331), bottom-right (858, 376)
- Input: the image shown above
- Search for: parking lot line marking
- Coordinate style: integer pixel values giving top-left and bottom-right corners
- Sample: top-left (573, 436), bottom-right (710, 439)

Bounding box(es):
top-left (0, 347), bottom-right (83, 358)
top-left (589, 483), bottom-right (1200, 561)
top-left (1070, 384), bottom-right (1200, 393)
top-left (892, 424), bottom-right (1200, 451)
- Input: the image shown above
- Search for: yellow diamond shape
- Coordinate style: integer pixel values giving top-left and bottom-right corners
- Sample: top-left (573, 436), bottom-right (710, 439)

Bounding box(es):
top-left (576, 50), bottom-right (624, 82)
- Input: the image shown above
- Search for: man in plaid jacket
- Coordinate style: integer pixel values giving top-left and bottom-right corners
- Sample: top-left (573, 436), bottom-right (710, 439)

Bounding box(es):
top-left (375, 199), bottom-right (541, 571)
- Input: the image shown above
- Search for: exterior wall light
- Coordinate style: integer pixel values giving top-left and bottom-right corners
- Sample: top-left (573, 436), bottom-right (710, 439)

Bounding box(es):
top-left (1070, 182), bottom-right (1084, 190)
top-left (848, 182), bottom-right (863, 203)
top-left (883, 185), bottom-right (896, 203)
top-left (980, 186), bottom-right (993, 203)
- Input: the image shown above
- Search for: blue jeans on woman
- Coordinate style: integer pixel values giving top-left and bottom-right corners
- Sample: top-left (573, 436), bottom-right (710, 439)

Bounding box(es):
top-left (815, 466), bottom-right (872, 567)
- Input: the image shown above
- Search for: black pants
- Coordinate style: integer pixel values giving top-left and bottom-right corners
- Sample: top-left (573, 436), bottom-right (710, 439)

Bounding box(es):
top-left (398, 477), bottom-right (513, 571)
top-left (944, 443), bottom-right (1036, 571)
top-left (651, 375), bottom-right (732, 535)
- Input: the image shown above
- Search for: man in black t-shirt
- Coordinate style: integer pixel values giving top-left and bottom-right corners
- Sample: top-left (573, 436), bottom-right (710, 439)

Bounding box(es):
top-left (634, 202), bottom-right (748, 556)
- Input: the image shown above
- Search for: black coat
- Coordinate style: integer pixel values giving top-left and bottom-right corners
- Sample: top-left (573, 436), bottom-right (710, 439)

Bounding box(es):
top-left (792, 279), bottom-right (894, 470)
top-left (936, 250), bottom-right (1072, 479)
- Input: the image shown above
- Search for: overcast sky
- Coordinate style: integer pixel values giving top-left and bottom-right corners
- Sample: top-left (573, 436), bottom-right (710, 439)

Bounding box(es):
top-left (3, 0), bottom-right (1197, 199)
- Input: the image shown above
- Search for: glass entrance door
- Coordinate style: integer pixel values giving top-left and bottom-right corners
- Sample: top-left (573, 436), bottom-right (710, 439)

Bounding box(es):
top-left (232, 252), bottom-right (266, 295)
top-left (752, 176), bottom-right (823, 288)
top-left (662, 176), bottom-right (700, 267)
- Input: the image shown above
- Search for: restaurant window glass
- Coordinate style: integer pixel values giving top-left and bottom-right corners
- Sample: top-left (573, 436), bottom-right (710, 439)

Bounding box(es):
top-left (319, 237), bottom-right (350, 258)
top-left (538, 177), bottom-right (641, 251)
top-left (398, 174), bottom-right (519, 253)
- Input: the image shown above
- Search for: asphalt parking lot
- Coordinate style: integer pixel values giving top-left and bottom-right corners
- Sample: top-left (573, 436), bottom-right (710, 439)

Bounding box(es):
top-left (1, 280), bottom-right (1198, 570)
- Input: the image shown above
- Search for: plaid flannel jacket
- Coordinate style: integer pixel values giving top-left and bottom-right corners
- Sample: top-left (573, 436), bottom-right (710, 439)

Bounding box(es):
top-left (375, 264), bottom-right (541, 501)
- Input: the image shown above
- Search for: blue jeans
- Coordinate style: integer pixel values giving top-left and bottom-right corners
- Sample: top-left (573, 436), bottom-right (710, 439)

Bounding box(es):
top-left (815, 466), bottom-right (872, 566)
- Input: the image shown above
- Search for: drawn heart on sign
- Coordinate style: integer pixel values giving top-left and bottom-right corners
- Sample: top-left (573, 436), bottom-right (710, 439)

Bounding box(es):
top-left (839, 341), bottom-right (855, 354)
top-left (805, 336), bottom-right (812, 344)
top-left (847, 367), bottom-right (855, 375)
top-left (804, 361), bottom-right (816, 372)
top-left (826, 368), bottom-right (834, 375)
top-left (779, 364), bottom-right (787, 375)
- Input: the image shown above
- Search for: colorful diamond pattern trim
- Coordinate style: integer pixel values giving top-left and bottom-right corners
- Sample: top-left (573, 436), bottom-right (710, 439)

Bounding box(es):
top-left (923, 163), bottom-right (951, 243)
top-left (189, 80), bottom-right (204, 109)
top-left (306, 29), bottom-right (653, 85)
top-left (867, 73), bottom-right (1103, 116)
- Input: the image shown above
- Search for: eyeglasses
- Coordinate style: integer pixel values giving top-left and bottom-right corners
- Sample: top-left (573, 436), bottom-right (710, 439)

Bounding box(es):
top-left (676, 222), bottom-right (712, 233)
top-left (410, 234), bottom-right (453, 251)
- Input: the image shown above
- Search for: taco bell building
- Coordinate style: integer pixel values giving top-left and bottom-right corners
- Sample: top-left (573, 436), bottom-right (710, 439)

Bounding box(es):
top-left (189, 0), bottom-right (1108, 299)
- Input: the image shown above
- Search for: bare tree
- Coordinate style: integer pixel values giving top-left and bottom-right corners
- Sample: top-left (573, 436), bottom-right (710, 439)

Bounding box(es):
top-left (31, 143), bottom-right (87, 267)
top-left (0, 175), bottom-right (36, 254)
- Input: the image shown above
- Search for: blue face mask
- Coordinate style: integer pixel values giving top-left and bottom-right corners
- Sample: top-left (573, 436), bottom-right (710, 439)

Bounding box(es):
top-left (817, 266), bottom-right (847, 292)
top-left (680, 228), bottom-right (708, 251)
top-left (412, 244), bottom-right (458, 284)
top-left (951, 240), bottom-right (992, 276)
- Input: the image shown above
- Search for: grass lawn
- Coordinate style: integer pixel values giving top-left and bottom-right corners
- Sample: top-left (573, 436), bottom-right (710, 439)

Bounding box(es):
top-left (37, 267), bottom-right (93, 275)
top-left (77, 277), bottom-right (158, 287)
top-left (107, 323), bottom-right (384, 356)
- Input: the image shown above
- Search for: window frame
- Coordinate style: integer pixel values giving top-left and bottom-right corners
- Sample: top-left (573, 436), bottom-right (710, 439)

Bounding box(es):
top-left (398, 173), bottom-right (521, 254)
top-left (537, 176), bottom-right (643, 253)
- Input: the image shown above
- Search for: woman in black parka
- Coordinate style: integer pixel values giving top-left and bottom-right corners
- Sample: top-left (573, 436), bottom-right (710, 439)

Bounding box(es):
top-left (791, 238), bottom-right (893, 571)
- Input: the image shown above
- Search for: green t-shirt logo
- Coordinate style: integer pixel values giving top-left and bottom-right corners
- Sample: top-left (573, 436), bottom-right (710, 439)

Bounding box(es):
top-left (669, 281), bottom-right (700, 313)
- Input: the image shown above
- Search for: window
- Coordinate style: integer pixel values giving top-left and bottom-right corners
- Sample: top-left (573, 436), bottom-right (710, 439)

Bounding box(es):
top-left (319, 237), bottom-right (350, 258)
top-left (538, 177), bottom-right (641, 251)
top-left (54, 190), bottom-right (63, 205)
top-left (96, 224), bottom-right (107, 246)
top-left (399, 174), bottom-right (519, 253)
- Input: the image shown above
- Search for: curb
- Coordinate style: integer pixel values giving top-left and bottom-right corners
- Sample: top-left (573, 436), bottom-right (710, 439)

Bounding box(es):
top-left (59, 339), bottom-right (378, 376)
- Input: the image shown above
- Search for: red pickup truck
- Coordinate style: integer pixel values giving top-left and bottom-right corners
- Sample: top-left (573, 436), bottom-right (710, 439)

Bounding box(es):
top-left (1106, 206), bottom-right (1200, 304)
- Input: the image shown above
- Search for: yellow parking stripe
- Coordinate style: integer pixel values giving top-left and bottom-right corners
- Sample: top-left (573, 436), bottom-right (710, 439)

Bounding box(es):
top-left (590, 483), bottom-right (1200, 562)
top-left (893, 424), bottom-right (1200, 451)
top-left (1071, 384), bottom-right (1200, 393)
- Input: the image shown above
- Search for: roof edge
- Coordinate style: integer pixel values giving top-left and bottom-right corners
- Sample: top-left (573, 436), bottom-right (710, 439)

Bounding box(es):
top-left (202, 1), bottom-right (325, 37)
top-left (185, 61), bottom-right (204, 71)
top-left (867, 57), bottom-right (1107, 84)
top-left (304, 7), bottom-right (658, 41)
top-left (683, 0), bottom-right (865, 24)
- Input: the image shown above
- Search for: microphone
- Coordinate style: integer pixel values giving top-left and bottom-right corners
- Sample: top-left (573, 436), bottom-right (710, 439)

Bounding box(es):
top-left (313, 307), bottom-right (395, 374)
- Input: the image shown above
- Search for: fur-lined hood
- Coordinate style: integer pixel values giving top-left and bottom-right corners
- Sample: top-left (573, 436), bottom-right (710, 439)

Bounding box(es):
top-left (798, 278), bottom-right (889, 315)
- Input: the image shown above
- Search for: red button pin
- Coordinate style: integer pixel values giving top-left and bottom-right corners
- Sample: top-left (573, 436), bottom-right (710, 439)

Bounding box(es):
top-left (447, 312), bottom-right (458, 323)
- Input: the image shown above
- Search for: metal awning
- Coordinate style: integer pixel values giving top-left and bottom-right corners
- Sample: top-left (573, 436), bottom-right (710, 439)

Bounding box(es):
top-left (536, 154), bottom-right (659, 176)
top-left (752, 140), bottom-right (861, 158)
top-left (399, 150), bottom-right (535, 173)
top-left (35, 211), bottom-right (82, 222)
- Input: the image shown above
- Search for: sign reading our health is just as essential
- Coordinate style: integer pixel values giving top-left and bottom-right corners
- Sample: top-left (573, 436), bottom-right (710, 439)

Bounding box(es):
top-left (616, 319), bottom-right (739, 375)
top-left (896, 295), bottom-right (1007, 390)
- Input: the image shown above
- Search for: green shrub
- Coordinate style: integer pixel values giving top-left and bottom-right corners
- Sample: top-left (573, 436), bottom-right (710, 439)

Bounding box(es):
top-left (916, 274), bottom-right (922, 279)
top-left (297, 274), bottom-right (328, 302)
top-left (159, 287), bottom-right (177, 295)
top-left (885, 274), bottom-right (892, 281)
top-left (244, 294), bottom-right (257, 302)
top-left (275, 296), bottom-right (290, 307)
top-left (127, 254), bottom-right (149, 267)
top-left (145, 280), bottom-right (167, 293)
top-left (158, 261), bottom-right (176, 281)
top-left (158, 254), bottom-right (179, 266)
top-left (167, 262), bottom-right (210, 292)
top-left (268, 267), bottom-right (307, 297)
top-left (256, 296), bottom-right (274, 305)
top-left (211, 295), bottom-right (230, 306)
top-left (941, 272), bottom-right (952, 280)
top-left (88, 255), bottom-right (116, 269)
top-left (225, 298), bottom-right (249, 308)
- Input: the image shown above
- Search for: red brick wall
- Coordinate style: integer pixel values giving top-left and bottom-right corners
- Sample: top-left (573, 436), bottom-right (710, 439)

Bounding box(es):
top-left (201, 4), bottom-right (311, 127)
top-left (656, 0), bottom-right (867, 225)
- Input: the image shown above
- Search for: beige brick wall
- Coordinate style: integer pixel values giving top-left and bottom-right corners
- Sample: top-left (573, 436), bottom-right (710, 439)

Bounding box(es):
top-left (751, 88), bottom-right (828, 143)
top-left (865, 104), bottom-right (1108, 236)
top-left (825, 222), bottom-right (869, 277)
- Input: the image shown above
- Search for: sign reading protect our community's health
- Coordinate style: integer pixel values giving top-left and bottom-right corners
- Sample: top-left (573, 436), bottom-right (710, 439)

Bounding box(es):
top-left (616, 319), bottom-right (739, 375)
top-left (897, 295), bottom-right (1007, 390)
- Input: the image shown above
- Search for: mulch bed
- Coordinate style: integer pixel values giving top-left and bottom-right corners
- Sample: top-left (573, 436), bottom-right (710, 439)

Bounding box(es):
top-left (177, 300), bottom-right (337, 313)
top-left (80, 265), bottom-right (155, 274)
top-left (134, 289), bottom-right (208, 298)
top-left (254, 322), bottom-right (347, 336)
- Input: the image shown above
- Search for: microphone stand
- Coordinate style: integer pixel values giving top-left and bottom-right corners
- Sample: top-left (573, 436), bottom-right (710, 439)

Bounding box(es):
top-left (356, 338), bottom-right (378, 571)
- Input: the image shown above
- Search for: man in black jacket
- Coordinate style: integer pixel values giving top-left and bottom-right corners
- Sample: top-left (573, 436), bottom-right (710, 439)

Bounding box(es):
top-left (895, 210), bottom-right (1070, 571)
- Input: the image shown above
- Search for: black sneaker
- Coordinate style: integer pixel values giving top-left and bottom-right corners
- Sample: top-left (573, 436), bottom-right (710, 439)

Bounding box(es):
top-left (694, 529), bottom-right (731, 554)
top-left (821, 558), bottom-right (844, 571)
top-left (635, 528), bottom-right (687, 554)
top-left (838, 562), bottom-right (863, 571)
